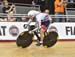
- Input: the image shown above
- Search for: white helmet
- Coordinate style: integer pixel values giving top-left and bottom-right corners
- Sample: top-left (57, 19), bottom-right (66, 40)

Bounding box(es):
top-left (27, 10), bottom-right (40, 17)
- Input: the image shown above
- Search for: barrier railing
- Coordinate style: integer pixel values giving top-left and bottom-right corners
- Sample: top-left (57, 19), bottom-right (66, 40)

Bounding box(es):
top-left (0, 14), bottom-right (75, 22)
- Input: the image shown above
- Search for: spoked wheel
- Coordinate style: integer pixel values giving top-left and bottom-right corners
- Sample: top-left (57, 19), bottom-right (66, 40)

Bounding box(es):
top-left (16, 31), bottom-right (34, 48)
top-left (43, 31), bottom-right (58, 48)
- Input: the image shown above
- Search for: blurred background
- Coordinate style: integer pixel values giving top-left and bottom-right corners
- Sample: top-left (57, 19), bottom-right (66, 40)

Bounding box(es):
top-left (0, 0), bottom-right (75, 22)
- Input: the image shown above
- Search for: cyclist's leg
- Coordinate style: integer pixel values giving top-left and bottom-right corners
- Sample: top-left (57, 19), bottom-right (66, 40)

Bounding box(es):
top-left (36, 20), bottom-right (50, 46)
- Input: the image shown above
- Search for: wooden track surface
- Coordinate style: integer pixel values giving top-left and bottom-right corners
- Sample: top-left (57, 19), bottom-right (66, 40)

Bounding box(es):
top-left (0, 41), bottom-right (75, 57)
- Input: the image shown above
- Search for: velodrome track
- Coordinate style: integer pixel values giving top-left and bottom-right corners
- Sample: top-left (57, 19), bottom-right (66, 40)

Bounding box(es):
top-left (0, 41), bottom-right (75, 57)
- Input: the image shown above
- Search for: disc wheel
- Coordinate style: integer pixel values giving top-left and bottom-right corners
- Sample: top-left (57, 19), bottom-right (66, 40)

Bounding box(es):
top-left (16, 31), bottom-right (34, 48)
top-left (43, 31), bottom-right (58, 48)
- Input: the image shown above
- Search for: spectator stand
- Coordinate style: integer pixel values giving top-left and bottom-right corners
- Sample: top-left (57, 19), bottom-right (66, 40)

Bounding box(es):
top-left (65, 1), bottom-right (75, 22)
top-left (0, 2), bottom-right (40, 14)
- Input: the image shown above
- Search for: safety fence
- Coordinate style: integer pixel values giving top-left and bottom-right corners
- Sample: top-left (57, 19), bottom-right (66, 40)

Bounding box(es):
top-left (0, 14), bottom-right (75, 22)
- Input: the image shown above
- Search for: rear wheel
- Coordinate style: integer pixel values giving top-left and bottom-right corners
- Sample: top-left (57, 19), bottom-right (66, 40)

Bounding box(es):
top-left (43, 31), bottom-right (58, 48)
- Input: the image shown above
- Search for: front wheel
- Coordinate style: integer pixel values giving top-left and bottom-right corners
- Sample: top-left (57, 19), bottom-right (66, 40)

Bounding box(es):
top-left (16, 31), bottom-right (34, 48)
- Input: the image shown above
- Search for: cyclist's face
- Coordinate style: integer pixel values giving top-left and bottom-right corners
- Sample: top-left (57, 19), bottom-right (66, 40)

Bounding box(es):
top-left (29, 15), bottom-right (34, 19)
